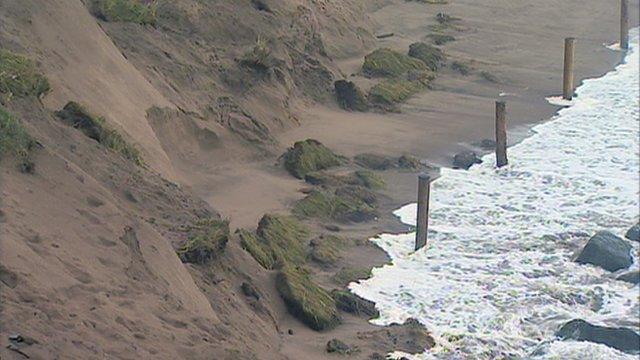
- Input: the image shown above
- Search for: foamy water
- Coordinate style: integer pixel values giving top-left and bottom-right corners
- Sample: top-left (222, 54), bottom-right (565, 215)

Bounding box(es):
top-left (351, 30), bottom-right (640, 359)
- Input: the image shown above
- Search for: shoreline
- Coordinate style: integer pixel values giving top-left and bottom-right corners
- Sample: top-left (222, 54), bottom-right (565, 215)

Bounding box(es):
top-left (276, 3), bottom-right (640, 358)
top-left (349, 34), bottom-right (639, 358)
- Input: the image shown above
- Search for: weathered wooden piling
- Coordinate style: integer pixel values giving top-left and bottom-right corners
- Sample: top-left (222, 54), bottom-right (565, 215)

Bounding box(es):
top-left (495, 101), bottom-right (508, 168)
top-left (563, 37), bottom-right (576, 100)
top-left (621, 0), bottom-right (629, 50)
top-left (415, 173), bottom-right (431, 251)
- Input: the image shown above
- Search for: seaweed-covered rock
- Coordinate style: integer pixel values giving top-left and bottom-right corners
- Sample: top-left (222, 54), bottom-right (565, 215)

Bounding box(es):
top-left (0, 50), bottom-right (50, 99)
top-left (335, 80), bottom-right (369, 112)
top-left (326, 339), bottom-right (357, 354)
top-left (362, 48), bottom-right (427, 78)
top-left (332, 290), bottom-right (379, 318)
top-left (453, 151), bottom-right (482, 170)
top-left (617, 270), bottom-right (640, 284)
top-left (177, 218), bottom-right (229, 264)
top-left (575, 231), bottom-right (633, 272)
top-left (283, 139), bottom-right (343, 179)
top-left (309, 235), bottom-right (347, 265)
top-left (240, 214), bottom-right (310, 270)
top-left (408, 42), bottom-right (445, 71)
top-left (354, 153), bottom-right (395, 170)
top-left (625, 223), bottom-right (639, 242)
top-left (293, 187), bottom-right (377, 223)
top-left (276, 266), bottom-right (340, 331)
top-left (556, 319), bottom-right (640, 354)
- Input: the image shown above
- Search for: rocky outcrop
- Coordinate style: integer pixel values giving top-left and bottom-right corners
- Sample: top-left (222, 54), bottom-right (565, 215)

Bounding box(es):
top-left (625, 222), bottom-right (639, 242)
top-left (575, 231), bottom-right (633, 272)
top-left (617, 270), bottom-right (640, 284)
top-left (453, 151), bottom-right (482, 170)
top-left (556, 319), bottom-right (640, 354)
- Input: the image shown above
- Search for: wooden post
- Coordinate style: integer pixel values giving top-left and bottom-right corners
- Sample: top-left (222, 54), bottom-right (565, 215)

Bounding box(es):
top-left (495, 101), bottom-right (508, 168)
top-left (415, 174), bottom-right (431, 251)
top-left (563, 37), bottom-right (576, 100)
top-left (621, 0), bottom-right (629, 50)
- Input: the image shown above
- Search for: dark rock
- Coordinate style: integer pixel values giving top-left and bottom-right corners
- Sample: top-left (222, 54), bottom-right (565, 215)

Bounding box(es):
top-left (335, 80), bottom-right (369, 112)
top-left (287, 329), bottom-right (294, 335)
top-left (575, 231), bottom-right (633, 272)
top-left (556, 319), bottom-right (640, 354)
top-left (326, 339), bottom-right (357, 354)
top-left (358, 318), bottom-right (435, 354)
top-left (617, 270), bottom-right (640, 284)
top-left (332, 290), bottom-right (380, 319)
top-left (453, 151), bottom-right (482, 170)
top-left (241, 282), bottom-right (260, 300)
top-left (325, 224), bottom-right (341, 232)
top-left (625, 223), bottom-right (639, 242)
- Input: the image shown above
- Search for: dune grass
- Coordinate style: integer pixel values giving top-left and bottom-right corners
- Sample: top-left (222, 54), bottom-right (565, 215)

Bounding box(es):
top-left (0, 50), bottom-right (50, 100)
top-left (92, 0), bottom-right (157, 25)
top-left (283, 139), bottom-right (343, 179)
top-left (408, 42), bottom-right (446, 71)
top-left (177, 218), bottom-right (230, 264)
top-left (362, 48), bottom-right (427, 78)
top-left (293, 187), bottom-right (377, 223)
top-left (55, 102), bottom-right (144, 166)
top-left (0, 106), bottom-right (36, 171)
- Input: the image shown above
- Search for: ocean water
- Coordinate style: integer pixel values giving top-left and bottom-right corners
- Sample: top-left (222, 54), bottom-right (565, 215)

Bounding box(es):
top-left (351, 31), bottom-right (640, 360)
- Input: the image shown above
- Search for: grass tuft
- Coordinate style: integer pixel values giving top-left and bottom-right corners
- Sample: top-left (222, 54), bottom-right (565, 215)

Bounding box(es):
top-left (92, 0), bottom-right (157, 25)
top-left (240, 36), bottom-right (276, 72)
top-left (0, 106), bottom-right (37, 171)
top-left (177, 218), bottom-right (229, 264)
top-left (293, 187), bottom-right (377, 223)
top-left (309, 235), bottom-right (348, 265)
top-left (55, 102), bottom-right (144, 166)
top-left (408, 42), bottom-right (446, 71)
top-left (362, 48), bottom-right (427, 78)
top-left (283, 139), bottom-right (343, 179)
top-left (332, 266), bottom-right (372, 287)
top-left (427, 33), bottom-right (455, 45)
top-left (276, 265), bottom-right (340, 331)
top-left (0, 50), bottom-right (50, 100)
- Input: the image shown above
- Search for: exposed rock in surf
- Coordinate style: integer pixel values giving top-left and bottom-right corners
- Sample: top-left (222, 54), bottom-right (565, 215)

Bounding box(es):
top-left (556, 319), bottom-right (640, 354)
top-left (453, 151), bottom-right (482, 170)
top-left (358, 318), bottom-right (435, 354)
top-left (617, 270), bottom-right (640, 284)
top-left (625, 222), bottom-right (639, 242)
top-left (575, 231), bottom-right (633, 272)
top-left (334, 80), bottom-right (369, 112)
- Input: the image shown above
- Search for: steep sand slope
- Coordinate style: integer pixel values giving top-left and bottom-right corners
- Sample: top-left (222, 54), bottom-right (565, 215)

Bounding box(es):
top-left (1, 0), bottom-right (178, 180)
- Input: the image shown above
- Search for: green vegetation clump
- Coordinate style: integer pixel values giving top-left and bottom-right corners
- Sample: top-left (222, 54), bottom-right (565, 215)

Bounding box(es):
top-left (309, 235), bottom-right (348, 265)
top-left (240, 214), bottom-right (310, 269)
top-left (0, 107), bottom-right (37, 172)
top-left (354, 170), bottom-right (385, 190)
top-left (408, 42), bottom-right (445, 71)
top-left (331, 290), bottom-right (379, 318)
top-left (368, 77), bottom-right (430, 108)
top-left (305, 170), bottom-right (384, 190)
top-left (334, 80), bottom-right (369, 112)
top-left (0, 50), bottom-right (50, 100)
top-left (55, 102), bottom-right (144, 166)
top-left (362, 48), bottom-right (427, 78)
top-left (398, 154), bottom-right (422, 169)
top-left (92, 0), bottom-right (157, 25)
top-left (177, 218), bottom-right (230, 264)
top-left (283, 139), bottom-right (343, 179)
top-left (240, 37), bottom-right (276, 72)
top-left (293, 187), bottom-right (377, 223)
top-left (354, 153), bottom-right (395, 170)
top-left (276, 265), bottom-right (340, 331)
top-left (332, 266), bottom-right (372, 287)
top-left (428, 33), bottom-right (455, 45)
top-left (451, 61), bottom-right (472, 75)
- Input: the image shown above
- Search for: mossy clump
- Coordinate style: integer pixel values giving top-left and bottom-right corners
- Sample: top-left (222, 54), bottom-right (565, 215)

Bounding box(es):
top-left (354, 153), bottom-right (395, 170)
top-left (92, 0), bottom-right (157, 25)
top-left (177, 218), bottom-right (230, 264)
top-left (368, 77), bottom-right (430, 108)
top-left (332, 266), bottom-right (373, 287)
top-left (0, 50), bottom-right (50, 100)
top-left (293, 187), bottom-right (377, 223)
top-left (331, 290), bottom-right (379, 318)
top-left (354, 170), bottom-right (385, 190)
top-left (283, 139), bottom-right (343, 179)
top-left (362, 48), bottom-right (427, 78)
top-left (0, 106), bottom-right (37, 172)
top-left (55, 102), bottom-right (144, 166)
top-left (428, 33), bottom-right (455, 45)
top-left (239, 214), bottom-right (310, 270)
top-left (408, 42), bottom-right (445, 71)
top-left (334, 80), bottom-right (369, 112)
top-left (309, 235), bottom-right (348, 265)
top-left (451, 61), bottom-right (471, 76)
top-left (276, 265), bottom-right (341, 331)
